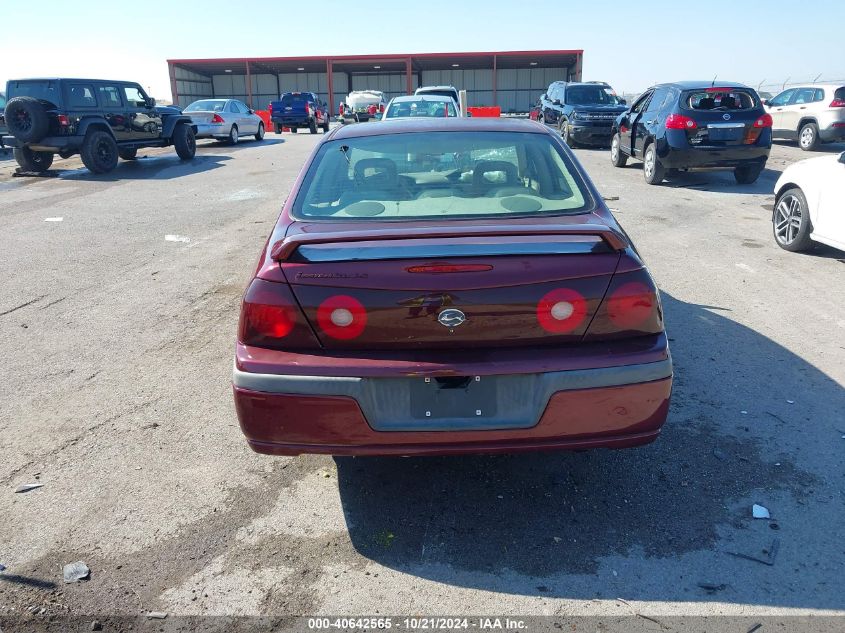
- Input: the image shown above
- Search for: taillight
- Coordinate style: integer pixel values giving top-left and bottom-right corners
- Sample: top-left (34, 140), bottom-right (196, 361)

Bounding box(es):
top-left (57, 115), bottom-right (70, 126)
top-left (239, 279), bottom-right (319, 349)
top-left (665, 114), bottom-right (697, 130)
top-left (536, 288), bottom-right (588, 334)
top-left (268, 103), bottom-right (273, 114)
top-left (305, 103), bottom-right (312, 116)
top-left (753, 113), bottom-right (773, 128)
top-left (378, 103), bottom-right (385, 113)
top-left (829, 99), bottom-right (845, 107)
top-left (316, 295), bottom-right (367, 340)
top-left (585, 269), bottom-right (663, 340)
top-left (211, 113), bottom-right (225, 124)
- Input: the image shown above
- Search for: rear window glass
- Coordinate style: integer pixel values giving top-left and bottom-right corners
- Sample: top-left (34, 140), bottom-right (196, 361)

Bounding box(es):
top-left (683, 89), bottom-right (758, 111)
top-left (834, 87), bottom-right (845, 101)
top-left (185, 100), bottom-right (226, 112)
top-left (7, 80), bottom-right (61, 105)
top-left (281, 94), bottom-right (308, 105)
top-left (293, 131), bottom-right (591, 220)
top-left (565, 85), bottom-right (624, 106)
top-left (385, 100), bottom-right (457, 118)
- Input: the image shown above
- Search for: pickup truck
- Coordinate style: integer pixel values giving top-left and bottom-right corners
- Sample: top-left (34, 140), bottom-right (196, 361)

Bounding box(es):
top-left (269, 92), bottom-right (329, 134)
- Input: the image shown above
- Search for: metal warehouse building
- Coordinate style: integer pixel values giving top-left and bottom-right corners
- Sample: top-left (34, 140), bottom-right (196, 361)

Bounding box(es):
top-left (167, 50), bottom-right (583, 115)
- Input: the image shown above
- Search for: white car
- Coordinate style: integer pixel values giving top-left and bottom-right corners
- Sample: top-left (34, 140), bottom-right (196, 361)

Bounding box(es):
top-left (772, 151), bottom-right (845, 252)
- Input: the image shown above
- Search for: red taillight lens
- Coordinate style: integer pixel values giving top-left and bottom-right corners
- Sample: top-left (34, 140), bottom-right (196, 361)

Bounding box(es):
top-left (536, 288), bottom-right (588, 334)
top-left (268, 103), bottom-right (273, 113)
top-left (316, 295), bottom-right (367, 340)
top-left (368, 104), bottom-right (377, 115)
top-left (753, 113), bottom-right (773, 128)
top-left (57, 115), bottom-right (70, 126)
top-left (379, 103), bottom-right (385, 113)
top-left (585, 270), bottom-right (663, 340)
top-left (211, 113), bottom-right (225, 123)
top-left (239, 279), bottom-right (319, 349)
top-left (665, 114), bottom-right (697, 130)
top-left (829, 99), bottom-right (845, 107)
top-left (305, 104), bottom-right (312, 116)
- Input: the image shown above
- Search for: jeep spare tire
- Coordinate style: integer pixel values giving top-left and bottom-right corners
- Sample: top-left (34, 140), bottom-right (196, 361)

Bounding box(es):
top-left (5, 97), bottom-right (50, 143)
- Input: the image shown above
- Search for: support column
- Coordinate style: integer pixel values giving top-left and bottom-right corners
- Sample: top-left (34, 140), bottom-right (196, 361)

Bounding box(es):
top-left (169, 63), bottom-right (179, 106)
top-left (327, 59), bottom-right (334, 115)
top-left (492, 55), bottom-right (497, 107)
top-left (245, 60), bottom-right (253, 108)
top-left (406, 57), bottom-right (413, 95)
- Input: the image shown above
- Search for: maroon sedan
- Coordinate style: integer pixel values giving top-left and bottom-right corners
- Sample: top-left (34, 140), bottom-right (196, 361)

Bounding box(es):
top-left (233, 118), bottom-right (672, 456)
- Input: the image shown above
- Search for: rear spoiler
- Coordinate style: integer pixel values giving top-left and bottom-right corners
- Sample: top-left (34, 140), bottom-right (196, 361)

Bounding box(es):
top-left (271, 224), bottom-right (628, 261)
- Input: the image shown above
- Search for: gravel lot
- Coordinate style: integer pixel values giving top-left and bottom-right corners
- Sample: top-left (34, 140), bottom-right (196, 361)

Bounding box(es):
top-left (1, 129), bottom-right (843, 627)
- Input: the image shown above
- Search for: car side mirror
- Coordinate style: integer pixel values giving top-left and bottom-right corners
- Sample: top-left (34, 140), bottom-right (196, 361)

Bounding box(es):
top-left (762, 99), bottom-right (769, 106)
top-left (619, 98), bottom-right (627, 105)
top-left (145, 97), bottom-right (156, 108)
top-left (839, 152), bottom-right (845, 164)
top-left (553, 99), bottom-right (561, 106)
top-left (248, 108), bottom-right (254, 114)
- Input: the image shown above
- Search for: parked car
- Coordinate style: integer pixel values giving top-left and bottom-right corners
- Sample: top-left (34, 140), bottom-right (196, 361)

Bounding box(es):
top-left (415, 85), bottom-right (461, 114)
top-left (538, 81), bottom-right (627, 146)
top-left (772, 151), bottom-right (845, 252)
top-left (764, 84), bottom-right (845, 151)
top-left (232, 118), bottom-right (673, 456)
top-left (382, 95), bottom-right (458, 119)
top-left (269, 92), bottom-right (329, 134)
top-left (339, 90), bottom-right (387, 123)
top-left (184, 98), bottom-right (265, 144)
top-left (610, 82), bottom-right (772, 185)
top-left (2, 78), bottom-right (196, 174)
top-left (0, 91), bottom-right (7, 137)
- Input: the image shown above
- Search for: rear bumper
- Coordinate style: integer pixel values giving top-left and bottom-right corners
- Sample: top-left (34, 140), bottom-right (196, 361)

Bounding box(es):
top-left (232, 343), bottom-right (673, 456)
top-left (819, 124), bottom-right (845, 142)
top-left (271, 116), bottom-right (311, 126)
top-left (658, 144), bottom-right (770, 169)
top-left (194, 122), bottom-right (228, 138)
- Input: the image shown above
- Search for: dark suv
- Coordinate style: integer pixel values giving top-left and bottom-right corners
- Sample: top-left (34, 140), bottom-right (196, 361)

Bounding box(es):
top-left (538, 81), bottom-right (627, 146)
top-left (1, 78), bottom-right (197, 174)
top-left (610, 81), bottom-right (772, 185)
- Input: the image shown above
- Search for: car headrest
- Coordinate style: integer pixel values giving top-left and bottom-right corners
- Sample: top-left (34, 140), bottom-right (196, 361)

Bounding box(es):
top-left (473, 160), bottom-right (519, 188)
top-left (353, 158), bottom-right (398, 188)
top-left (698, 97), bottom-right (715, 110)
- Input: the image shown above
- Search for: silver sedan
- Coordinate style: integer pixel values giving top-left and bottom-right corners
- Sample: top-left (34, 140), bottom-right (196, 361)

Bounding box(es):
top-left (183, 99), bottom-right (265, 144)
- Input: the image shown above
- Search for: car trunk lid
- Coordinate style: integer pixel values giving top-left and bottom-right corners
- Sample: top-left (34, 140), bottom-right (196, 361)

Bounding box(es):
top-left (274, 222), bottom-right (626, 350)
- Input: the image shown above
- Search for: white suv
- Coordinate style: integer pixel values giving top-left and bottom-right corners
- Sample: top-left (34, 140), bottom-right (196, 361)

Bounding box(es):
top-left (765, 84), bottom-right (845, 150)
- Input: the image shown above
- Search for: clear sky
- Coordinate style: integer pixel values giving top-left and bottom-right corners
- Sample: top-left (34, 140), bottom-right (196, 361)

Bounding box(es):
top-left (1, 0), bottom-right (842, 100)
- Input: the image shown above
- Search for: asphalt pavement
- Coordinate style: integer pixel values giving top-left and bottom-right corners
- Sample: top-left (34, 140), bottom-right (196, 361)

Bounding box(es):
top-left (1, 130), bottom-right (843, 625)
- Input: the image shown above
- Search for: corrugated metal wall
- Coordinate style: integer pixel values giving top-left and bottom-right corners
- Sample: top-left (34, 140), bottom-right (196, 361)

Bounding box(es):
top-left (174, 67), bottom-right (213, 107)
top-left (184, 63), bottom-right (572, 112)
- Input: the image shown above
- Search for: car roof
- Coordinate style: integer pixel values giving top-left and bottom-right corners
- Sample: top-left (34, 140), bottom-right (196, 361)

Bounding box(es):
top-left (656, 80), bottom-right (754, 90)
top-left (416, 85), bottom-right (457, 91)
top-left (8, 78), bottom-right (138, 84)
top-left (390, 95), bottom-right (454, 103)
top-left (330, 117), bottom-right (550, 139)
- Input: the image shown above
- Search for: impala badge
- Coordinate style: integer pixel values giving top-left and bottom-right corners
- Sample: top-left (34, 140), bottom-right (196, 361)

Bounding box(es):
top-left (438, 308), bottom-right (466, 328)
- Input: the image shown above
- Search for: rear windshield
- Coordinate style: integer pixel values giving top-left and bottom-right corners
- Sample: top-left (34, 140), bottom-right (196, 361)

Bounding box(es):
top-left (385, 99), bottom-right (457, 118)
top-left (565, 85), bottom-right (623, 106)
top-left (184, 100), bottom-right (226, 112)
top-left (281, 94), bottom-right (308, 105)
top-left (683, 89), bottom-right (758, 111)
top-left (293, 131), bottom-right (591, 220)
top-left (835, 87), bottom-right (845, 101)
top-left (7, 80), bottom-right (61, 105)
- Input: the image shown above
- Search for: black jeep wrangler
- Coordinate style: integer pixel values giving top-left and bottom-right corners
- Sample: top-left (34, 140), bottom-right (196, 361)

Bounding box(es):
top-left (1, 78), bottom-right (197, 174)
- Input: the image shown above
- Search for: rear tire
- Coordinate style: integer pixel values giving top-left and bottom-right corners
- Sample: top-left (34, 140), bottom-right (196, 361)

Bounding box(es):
top-left (13, 147), bottom-right (54, 172)
top-left (734, 163), bottom-right (763, 184)
top-left (118, 148), bottom-right (137, 160)
top-left (173, 123), bottom-right (196, 160)
top-left (643, 143), bottom-right (664, 185)
top-left (255, 122), bottom-right (265, 141)
top-left (322, 120), bottom-right (330, 133)
top-left (4, 97), bottom-right (50, 142)
top-left (798, 122), bottom-right (819, 151)
top-left (610, 133), bottom-right (627, 167)
top-left (309, 118), bottom-right (318, 134)
top-left (773, 187), bottom-right (813, 251)
top-left (290, 126), bottom-right (298, 133)
top-left (228, 125), bottom-right (239, 145)
top-left (274, 123), bottom-right (282, 134)
top-left (80, 130), bottom-right (119, 174)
